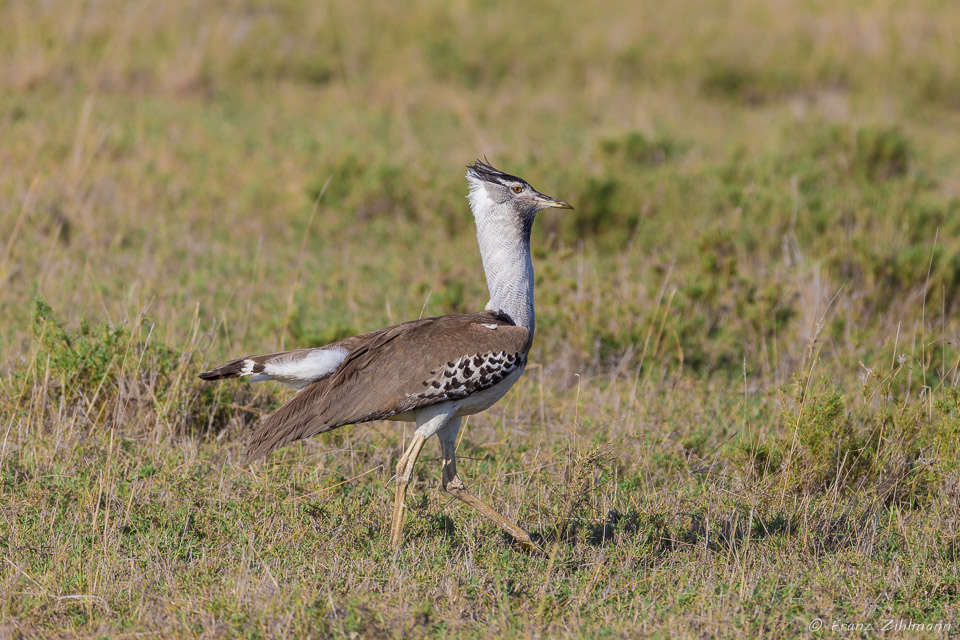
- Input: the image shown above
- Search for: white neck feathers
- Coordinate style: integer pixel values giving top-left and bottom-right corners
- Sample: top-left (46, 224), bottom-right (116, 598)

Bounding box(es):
top-left (467, 179), bottom-right (536, 336)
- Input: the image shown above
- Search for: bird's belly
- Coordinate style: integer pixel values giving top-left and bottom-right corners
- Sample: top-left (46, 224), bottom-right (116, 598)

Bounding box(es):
top-left (385, 366), bottom-right (524, 423)
top-left (455, 365), bottom-right (524, 416)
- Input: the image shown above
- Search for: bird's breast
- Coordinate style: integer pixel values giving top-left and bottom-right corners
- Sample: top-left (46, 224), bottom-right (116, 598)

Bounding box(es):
top-left (385, 362), bottom-right (526, 424)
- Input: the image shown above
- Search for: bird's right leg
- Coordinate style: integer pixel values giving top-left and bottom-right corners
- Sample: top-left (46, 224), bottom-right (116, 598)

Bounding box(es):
top-left (436, 420), bottom-right (536, 550)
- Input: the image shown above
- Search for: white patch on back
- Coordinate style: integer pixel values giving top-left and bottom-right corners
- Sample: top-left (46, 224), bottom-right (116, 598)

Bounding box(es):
top-left (480, 323), bottom-right (498, 330)
top-left (263, 347), bottom-right (349, 386)
top-left (241, 359), bottom-right (256, 375)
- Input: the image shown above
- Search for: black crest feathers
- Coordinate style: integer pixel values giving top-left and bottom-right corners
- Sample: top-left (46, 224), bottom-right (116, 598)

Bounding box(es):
top-left (466, 158), bottom-right (526, 187)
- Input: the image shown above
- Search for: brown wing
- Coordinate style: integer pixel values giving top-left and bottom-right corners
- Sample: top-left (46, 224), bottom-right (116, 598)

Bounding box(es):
top-left (245, 310), bottom-right (529, 461)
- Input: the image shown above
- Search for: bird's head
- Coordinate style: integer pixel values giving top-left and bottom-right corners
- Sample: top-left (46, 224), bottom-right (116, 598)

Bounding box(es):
top-left (466, 159), bottom-right (572, 230)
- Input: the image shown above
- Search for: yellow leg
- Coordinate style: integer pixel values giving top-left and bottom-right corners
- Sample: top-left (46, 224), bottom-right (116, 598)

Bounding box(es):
top-left (438, 426), bottom-right (536, 550)
top-left (389, 433), bottom-right (427, 549)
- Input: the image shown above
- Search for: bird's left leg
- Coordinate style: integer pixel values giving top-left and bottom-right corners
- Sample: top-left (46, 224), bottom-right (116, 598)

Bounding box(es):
top-left (436, 419), bottom-right (536, 550)
top-left (389, 403), bottom-right (461, 549)
top-left (389, 433), bottom-right (427, 548)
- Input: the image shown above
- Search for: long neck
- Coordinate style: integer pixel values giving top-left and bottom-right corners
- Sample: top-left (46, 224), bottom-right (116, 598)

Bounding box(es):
top-left (472, 202), bottom-right (536, 336)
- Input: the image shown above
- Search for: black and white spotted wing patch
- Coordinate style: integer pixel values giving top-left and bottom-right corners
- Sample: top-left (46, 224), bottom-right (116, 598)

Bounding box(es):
top-left (414, 350), bottom-right (525, 402)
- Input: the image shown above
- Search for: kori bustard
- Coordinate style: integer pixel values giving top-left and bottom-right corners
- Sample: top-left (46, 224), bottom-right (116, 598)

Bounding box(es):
top-left (200, 160), bottom-right (572, 549)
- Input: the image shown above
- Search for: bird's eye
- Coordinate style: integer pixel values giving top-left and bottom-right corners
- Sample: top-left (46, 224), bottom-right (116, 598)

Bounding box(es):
top-left (512, 185), bottom-right (522, 194)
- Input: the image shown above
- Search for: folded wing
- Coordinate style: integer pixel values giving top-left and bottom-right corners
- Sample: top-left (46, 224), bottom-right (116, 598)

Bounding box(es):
top-left (244, 311), bottom-right (529, 461)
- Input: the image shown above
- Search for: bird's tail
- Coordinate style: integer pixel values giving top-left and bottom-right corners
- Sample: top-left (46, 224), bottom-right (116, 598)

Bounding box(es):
top-left (199, 346), bottom-right (350, 388)
top-left (198, 357), bottom-right (253, 381)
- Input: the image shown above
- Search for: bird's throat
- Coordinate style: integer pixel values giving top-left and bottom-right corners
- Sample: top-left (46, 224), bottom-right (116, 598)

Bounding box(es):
top-left (473, 206), bottom-right (536, 336)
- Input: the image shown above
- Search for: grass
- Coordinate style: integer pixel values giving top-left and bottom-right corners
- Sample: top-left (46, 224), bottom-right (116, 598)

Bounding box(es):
top-left (2, 0), bottom-right (960, 637)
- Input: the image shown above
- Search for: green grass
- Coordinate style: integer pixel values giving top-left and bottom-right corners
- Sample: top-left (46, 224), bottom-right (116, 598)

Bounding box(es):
top-left (2, 0), bottom-right (960, 637)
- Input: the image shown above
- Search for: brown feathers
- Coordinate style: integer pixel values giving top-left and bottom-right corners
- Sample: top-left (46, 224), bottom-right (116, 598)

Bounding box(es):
top-left (244, 310), bottom-right (529, 462)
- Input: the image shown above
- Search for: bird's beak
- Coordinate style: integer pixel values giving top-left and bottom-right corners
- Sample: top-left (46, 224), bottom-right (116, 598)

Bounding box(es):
top-left (536, 194), bottom-right (574, 210)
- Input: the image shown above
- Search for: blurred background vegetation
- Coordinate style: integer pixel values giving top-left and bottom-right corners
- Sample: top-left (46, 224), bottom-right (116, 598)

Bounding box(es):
top-left (2, 0), bottom-right (960, 378)
top-left (2, 0), bottom-right (959, 637)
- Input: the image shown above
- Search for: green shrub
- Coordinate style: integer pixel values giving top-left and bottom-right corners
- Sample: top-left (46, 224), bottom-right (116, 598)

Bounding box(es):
top-left (600, 131), bottom-right (680, 167)
top-left (854, 126), bottom-right (912, 181)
